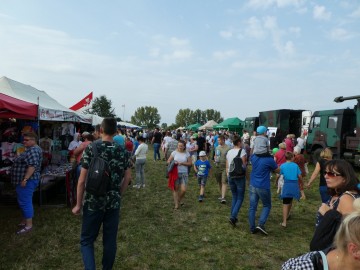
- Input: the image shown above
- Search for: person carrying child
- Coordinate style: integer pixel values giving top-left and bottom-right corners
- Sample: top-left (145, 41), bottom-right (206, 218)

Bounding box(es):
top-left (279, 151), bottom-right (302, 228)
top-left (194, 151), bottom-right (212, 202)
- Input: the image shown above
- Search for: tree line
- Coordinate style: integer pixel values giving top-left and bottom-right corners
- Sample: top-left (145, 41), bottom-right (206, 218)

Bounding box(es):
top-left (86, 95), bottom-right (223, 129)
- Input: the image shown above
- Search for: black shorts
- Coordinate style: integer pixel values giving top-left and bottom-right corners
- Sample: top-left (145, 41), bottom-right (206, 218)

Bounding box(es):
top-left (283, 198), bottom-right (293, 204)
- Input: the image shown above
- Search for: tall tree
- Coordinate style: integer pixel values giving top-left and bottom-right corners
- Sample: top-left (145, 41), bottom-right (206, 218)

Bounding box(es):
top-left (203, 109), bottom-right (223, 123)
top-left (191, 109), bottom-right (206, 124)
top-left (175, 108), bottom-right (193, 127)
top-left (131, 106), bottom-right (160, 129)
top-left (86, 95), bottom-right (116, 118)
top-left (161, 123), bottom-right (168, 130)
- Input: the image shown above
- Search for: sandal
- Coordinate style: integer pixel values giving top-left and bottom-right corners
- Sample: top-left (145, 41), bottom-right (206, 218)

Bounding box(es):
top-left (280, 223), bottom-right (287, 228)
top-left (16, 226), bottom-right (32, 235)
top-left (173, 207), bottom-right (179, 211)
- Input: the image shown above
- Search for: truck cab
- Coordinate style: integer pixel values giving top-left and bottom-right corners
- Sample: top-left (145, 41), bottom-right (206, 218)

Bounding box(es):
top-left (306, 109), bottom-right (356, 163)
top-left (243, 116), bottom-right (259, 134)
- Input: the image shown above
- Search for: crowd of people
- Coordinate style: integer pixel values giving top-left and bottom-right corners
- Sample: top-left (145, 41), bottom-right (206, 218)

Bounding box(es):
top-left (11, 119), bottom-right (360, 269)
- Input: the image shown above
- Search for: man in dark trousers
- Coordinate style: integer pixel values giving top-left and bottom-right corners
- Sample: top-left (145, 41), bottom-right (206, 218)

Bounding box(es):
top-left (72, 117), bottom-right (131, 270)
top-left (151, 127), bottom-right (162, 161)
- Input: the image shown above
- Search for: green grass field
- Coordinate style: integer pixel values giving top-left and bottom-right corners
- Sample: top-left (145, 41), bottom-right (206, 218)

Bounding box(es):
top-left (0, 147), bottom-right (323, 270)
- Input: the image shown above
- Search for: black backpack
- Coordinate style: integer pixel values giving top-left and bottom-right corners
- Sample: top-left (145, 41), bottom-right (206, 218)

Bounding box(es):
top-left (229, 149), bottom-right (245, 178)
top-left (85, 141), bottom-right (111, 196)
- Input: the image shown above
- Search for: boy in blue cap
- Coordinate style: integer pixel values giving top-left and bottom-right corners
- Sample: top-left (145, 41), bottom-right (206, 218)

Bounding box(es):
top-left (251, 126), bottom-right (271, 157)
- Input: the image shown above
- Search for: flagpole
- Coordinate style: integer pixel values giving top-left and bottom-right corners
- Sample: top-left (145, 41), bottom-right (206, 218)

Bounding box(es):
top-left (122, 104), bottom-right (125, 121)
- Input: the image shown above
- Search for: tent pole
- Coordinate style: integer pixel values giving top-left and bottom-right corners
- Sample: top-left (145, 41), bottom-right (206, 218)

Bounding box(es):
top-left (37, 97), bottom-right (40, 144)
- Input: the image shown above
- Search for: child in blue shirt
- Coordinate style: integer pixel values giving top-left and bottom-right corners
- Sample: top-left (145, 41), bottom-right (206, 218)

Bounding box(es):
top-left (194, 151), bottom-right (212, 202)
top-left (279, 151), bottom-right (302, 228)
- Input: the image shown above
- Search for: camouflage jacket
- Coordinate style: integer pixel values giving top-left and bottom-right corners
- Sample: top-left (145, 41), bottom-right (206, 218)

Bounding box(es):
top-left (82, 140), bottom-right (129, 211)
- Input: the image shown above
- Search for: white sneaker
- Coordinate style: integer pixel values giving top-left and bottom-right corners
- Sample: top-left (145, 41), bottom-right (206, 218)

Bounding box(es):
top-left (142, 184), bottom-right (146, 188)
top-left (133, 184), bottom-right (140, 189)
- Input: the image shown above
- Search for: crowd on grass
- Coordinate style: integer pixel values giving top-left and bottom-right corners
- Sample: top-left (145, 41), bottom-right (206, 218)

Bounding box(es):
top-left (11, 119), bottom-right (360, 269)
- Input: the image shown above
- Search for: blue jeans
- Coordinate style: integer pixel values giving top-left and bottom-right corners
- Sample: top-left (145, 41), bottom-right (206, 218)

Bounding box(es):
top-left (248, 185), bottom-right (272, 232)
top-left (135, 159), bottom-right (146, 185)
top-left (16, 179), bottom-right (39, 219)
top-left (80, 206), bottom-right (120, 270)
top-left (319, 185), bottom-right (330, 203)
top-left (228, 176), bottom-right (246, 220)
top-left (153, 143), bottom-right (161, 160)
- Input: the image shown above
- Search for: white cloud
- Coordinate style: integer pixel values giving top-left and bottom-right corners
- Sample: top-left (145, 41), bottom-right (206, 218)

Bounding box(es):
top-left (245, 17), bottom-right (266, 39)
top-left (262, 16), bottom-right (296, 56)
top-left (170, 37), bottom-right (189, 47)
top-left (263, 16), bottom-right (277, 30)
top-left (232, 57), bottom-right (309, 69)
top-left (164, 50), bottom-right (193, 60)
top-left (329, 28), bottom-right (355, 41)
top-left (313, 5), bottom-right (332, 21)
top-left (246, 0), bottom-right (305, 9)
top-left (283, 41), bottom-right (295, 55)
top-left (219, 30), bottom-right (233, 39)
top-left (149, 35), bottom-right (193, 61)
top-left (213, 50), bottom-right (237, 60)
top-left (349, 7), bottom-right (360, 18)
top-left (149, 48), bottom-right (160, 57)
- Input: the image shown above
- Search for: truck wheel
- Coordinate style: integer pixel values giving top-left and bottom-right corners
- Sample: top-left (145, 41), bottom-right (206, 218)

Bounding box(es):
top-left (312, 148), bottom-right (323, 165)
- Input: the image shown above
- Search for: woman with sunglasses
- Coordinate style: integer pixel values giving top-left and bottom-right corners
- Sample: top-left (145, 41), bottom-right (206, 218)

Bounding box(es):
top-left (310, 159), bottom-right (360, 251)
top-left (10, 132), bottom-right (42, 235)
top-left (306, 148), bottom-right (333, 203)
top-left (283, 198), bottom-right (360, 270)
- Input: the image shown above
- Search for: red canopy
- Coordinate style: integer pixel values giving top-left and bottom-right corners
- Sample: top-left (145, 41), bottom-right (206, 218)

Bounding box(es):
top-left (0, 93), bottom-right (38, 119)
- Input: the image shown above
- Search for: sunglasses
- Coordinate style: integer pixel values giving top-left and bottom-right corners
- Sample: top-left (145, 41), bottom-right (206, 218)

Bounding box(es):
top-left (324, 171), bottom-right (342, 177)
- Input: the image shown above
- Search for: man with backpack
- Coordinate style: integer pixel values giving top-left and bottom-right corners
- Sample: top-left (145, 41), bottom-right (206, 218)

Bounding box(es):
top-left (226, 136), bottom-right (247, 227)
top-left (72, 117), bottom-right (131, 270)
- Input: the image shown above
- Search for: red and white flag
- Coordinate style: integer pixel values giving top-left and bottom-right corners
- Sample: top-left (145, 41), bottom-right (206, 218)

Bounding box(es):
top-left (69, 92), bottom-right (93, 111)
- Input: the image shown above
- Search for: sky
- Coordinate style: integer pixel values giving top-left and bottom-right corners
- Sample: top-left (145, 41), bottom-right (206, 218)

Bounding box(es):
top-left (0, 0), bottom-right (360, 125)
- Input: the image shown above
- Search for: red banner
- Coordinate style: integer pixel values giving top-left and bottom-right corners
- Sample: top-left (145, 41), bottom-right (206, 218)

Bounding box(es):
top-left (69, 92), bottom-right (93, 111)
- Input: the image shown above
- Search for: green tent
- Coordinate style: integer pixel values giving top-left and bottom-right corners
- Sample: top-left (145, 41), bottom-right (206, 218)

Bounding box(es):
top-left (213, 117), bottom-right (243, 132)
top-left (186, 123), bottom-right (202, 131)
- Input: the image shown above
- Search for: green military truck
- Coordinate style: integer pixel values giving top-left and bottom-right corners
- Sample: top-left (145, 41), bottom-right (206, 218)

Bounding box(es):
top-left (243, 116), bottom-right (259, 134)
top-left (259, 109), bottom-right (306, 143)
top-left (306, 95), bottom-right (359, 164)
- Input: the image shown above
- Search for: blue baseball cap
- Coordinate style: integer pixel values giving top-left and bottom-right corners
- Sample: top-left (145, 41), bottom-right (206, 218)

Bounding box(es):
top-left (256, 126), bottom-right (267, 134)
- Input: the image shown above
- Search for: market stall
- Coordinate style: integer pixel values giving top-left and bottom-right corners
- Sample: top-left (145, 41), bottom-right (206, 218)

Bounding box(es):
top-left (0, 76), bottom-right (91, 206)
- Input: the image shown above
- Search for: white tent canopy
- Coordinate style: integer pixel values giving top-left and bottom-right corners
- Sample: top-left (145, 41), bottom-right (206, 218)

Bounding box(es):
top-left (199, 120), bottom-right (218, 130)
top-left (91, 114), bottom-right (104, 126)
top-left (0, 76), bottom-right (92, 123)
top-left (117, 121), bottom-right (140, 129)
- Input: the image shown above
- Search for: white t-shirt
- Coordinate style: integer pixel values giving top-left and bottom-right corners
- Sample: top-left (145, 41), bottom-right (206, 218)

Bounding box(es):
top-left (163, 136), bottom-right (173, 148)
top-left (135, 143), bottom-right (148, 160)
top-left (226, 148), bottom-right (247, 167)
top-left (171, 150), bottom-right (190, 174)
top-left (297, 137), bottom-right (305, 149)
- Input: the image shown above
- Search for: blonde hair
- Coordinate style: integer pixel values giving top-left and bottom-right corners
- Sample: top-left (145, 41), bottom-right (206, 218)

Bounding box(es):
top-left (320, 148), bottom-right (333, 159)
top-left (334, 199), bottom-right (360, 253)
top-left (279, 143), bottom-right (286, 149)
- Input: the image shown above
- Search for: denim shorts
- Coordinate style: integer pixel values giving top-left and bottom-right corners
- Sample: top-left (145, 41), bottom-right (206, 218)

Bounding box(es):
top-left (175, 173), bottom-right (189, 186)
top-left (197, 176), bottom-right (208, 186)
